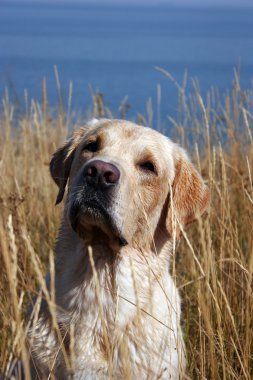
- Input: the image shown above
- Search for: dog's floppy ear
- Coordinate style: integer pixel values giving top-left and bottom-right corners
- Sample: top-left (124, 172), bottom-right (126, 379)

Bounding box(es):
top-left (50, 129), bottom-right (85, 205)
top-left (166, 151), bottom-right (209, 238)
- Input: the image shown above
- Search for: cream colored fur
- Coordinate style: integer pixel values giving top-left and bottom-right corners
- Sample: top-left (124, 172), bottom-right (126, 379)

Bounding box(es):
top-left (28, 119), bottom-right (209, 379)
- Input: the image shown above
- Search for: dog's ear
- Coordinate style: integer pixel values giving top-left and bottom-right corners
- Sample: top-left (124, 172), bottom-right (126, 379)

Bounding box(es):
top-left (166, 152), bottom-right (209, 238)
top-left (50, 129), bottom-right (85, 205)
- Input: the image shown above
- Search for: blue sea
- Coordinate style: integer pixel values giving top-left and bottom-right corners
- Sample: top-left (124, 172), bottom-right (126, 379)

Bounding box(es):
top-left (0, 2), bottom-right (253, 120)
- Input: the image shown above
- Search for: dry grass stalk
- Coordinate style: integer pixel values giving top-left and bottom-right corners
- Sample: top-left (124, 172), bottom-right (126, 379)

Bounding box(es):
top-left (0, 74), bottom-right (252, 379)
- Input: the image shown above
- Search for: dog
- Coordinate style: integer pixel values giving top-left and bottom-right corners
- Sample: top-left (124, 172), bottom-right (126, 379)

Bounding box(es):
top-left (28, 119), bottom-right (209, 379)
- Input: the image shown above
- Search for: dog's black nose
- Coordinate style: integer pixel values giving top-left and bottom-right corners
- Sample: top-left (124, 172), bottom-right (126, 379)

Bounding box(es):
top-left (84, 160), bottom-right (120, 188)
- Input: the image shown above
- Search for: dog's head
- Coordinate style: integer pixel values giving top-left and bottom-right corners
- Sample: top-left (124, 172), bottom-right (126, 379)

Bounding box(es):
top-left (50, 119), bottom-right (209, 250)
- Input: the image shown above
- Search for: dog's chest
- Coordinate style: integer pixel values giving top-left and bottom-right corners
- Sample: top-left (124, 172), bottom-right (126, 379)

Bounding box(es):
top-left (60, 258), bottom-right (183, 378)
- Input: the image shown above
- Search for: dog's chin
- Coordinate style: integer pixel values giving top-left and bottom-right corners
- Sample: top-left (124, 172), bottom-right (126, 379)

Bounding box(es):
top-left (69, 202), bottom-right (128, 247)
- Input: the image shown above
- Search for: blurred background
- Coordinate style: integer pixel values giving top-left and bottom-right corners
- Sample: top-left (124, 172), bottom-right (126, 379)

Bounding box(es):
top-left (0, 0), bottom-right (253, 121)
top-left (1, 3), bottom-right (253, 378)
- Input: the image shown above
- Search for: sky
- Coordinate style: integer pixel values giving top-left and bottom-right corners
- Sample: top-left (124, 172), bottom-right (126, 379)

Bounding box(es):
top-left (4, 0), bottom-right (253, 7)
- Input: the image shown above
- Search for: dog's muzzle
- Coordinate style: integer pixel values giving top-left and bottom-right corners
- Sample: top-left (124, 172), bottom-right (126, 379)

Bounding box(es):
top-left (68, 160), bottom-right (127, 246)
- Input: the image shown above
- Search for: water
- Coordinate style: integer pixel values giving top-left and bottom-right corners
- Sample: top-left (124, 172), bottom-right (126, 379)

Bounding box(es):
top-left (0, 2), bottom-right (253, 120)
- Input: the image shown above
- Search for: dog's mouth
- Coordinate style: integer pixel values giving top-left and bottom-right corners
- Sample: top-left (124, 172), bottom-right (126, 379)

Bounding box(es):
top-left (69, 199), bottom-right (128, 247)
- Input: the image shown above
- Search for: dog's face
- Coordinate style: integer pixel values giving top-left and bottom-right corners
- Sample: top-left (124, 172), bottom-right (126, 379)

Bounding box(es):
top-left (50, 119), bottom-right (209, 249)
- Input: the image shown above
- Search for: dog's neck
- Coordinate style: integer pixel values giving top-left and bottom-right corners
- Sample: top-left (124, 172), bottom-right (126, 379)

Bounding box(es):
top-left (54, 217), bottom-right (172, 325)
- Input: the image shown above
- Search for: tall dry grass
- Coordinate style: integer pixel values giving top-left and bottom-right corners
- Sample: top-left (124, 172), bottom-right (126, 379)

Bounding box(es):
top-left (0, 71), bottom-right (252, 379)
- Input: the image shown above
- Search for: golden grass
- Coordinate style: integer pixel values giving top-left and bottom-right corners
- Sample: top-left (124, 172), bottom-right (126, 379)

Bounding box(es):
top-left (0, 71), bottom-right (252, 379)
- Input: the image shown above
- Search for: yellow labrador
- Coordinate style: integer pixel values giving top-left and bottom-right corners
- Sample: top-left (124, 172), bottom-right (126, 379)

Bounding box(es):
top-left (28, 119), bottom-right (209, 379)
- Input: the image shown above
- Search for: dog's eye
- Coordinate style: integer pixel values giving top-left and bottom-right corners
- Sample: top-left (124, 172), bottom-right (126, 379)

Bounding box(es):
top-left (139, 161), bottom-right (157, 174)
top-left (83, 140), bottom-right (99, 152)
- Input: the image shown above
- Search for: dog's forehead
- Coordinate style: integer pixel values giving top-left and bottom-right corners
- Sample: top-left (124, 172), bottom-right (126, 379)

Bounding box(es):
top-left (85, 120), bottom-right (175, 160)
